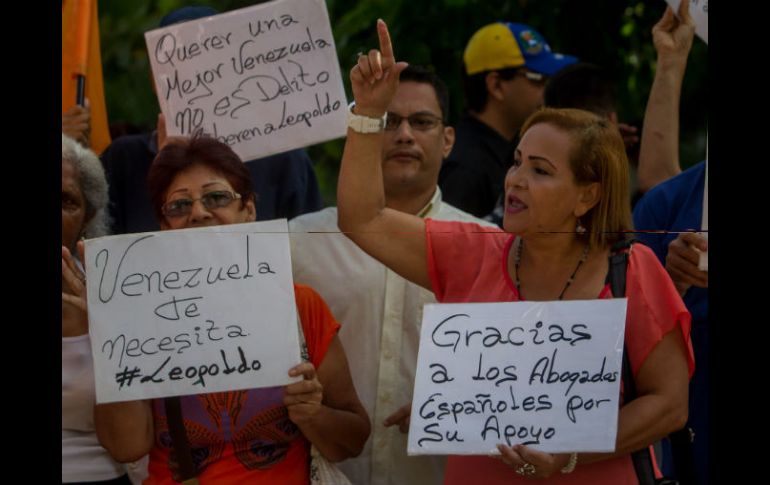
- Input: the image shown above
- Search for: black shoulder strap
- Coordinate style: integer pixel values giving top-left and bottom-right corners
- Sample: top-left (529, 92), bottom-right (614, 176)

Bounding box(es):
top-left (607, 239), bottom-right (658, 485)
top-left (606, 238), bottom-right (634, 299)
top-left (164, 396), bottom-right (200, 484)
top-left (607, 239), bottom-right (639, 402)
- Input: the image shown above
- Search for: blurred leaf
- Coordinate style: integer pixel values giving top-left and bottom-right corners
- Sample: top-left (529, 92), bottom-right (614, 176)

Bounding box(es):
top-left (98, 0), bottom-right (707, 194)
top-left (621, 22), bottom-right (634, 37)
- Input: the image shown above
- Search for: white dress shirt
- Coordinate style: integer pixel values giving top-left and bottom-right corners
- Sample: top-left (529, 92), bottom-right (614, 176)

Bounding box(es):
top-left (289, 189), bottom-right (495, 485)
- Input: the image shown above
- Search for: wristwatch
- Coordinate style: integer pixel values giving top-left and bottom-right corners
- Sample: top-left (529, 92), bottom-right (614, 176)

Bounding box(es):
top-left (347, 101), bottom-right (387, 133)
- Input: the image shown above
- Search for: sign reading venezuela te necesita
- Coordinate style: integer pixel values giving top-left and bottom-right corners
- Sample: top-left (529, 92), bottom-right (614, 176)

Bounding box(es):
top-left (86, 220), bottom-right (303, 403)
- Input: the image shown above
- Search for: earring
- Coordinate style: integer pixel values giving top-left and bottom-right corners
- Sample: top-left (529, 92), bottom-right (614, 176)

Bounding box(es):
top-left (576, 218), bottom-right (587, 235)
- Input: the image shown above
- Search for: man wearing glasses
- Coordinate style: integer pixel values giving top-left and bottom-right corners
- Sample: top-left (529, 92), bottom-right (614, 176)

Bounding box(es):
top-left (289, 65), bottom-right (495, 485)
top-left (439, 22), bottom-right (577, 220)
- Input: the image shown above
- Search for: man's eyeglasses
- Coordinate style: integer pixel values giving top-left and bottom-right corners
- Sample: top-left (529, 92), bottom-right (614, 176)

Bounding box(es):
top-left (385, 112), bottom-right (443, 131)
top-left (162, 190), bottom-right (242, 217)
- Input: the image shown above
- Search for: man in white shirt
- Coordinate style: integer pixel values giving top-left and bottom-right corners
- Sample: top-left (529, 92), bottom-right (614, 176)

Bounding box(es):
top-left (290, 66), bottom-right (495, 485)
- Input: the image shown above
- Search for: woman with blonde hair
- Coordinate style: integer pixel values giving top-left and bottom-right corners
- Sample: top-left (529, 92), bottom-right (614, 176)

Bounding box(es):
top-left (336, 20), bottom-right (693, 484)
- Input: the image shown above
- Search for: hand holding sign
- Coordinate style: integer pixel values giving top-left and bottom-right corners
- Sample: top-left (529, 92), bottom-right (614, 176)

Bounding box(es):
top-left (284, 362), bottom-right (324, 425)
top-left (496, 444), bottom-right (571, 479)
top-left (654, 1), bottom-right (696, 71)
top-left (349, 19), bottom-right (408, 118)
top-left (62, 243), bottom-right (88, 336)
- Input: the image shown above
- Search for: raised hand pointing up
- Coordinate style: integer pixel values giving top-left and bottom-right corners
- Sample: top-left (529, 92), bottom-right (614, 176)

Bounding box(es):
top-left (349, 19), bottom-right (409, 118)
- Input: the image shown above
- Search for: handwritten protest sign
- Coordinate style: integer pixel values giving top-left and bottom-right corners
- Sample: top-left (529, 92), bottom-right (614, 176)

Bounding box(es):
top-left (408, 299), bottom-right (627, 455)
top-left (666, 0), bottom-right (708, 44)
top-left (145, 0), bottom-right (347, 162)
top-left (85, 220), bottom-right (302, 404)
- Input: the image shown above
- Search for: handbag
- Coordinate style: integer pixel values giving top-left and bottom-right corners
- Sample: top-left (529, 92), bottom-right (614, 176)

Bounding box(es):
top-left (295, 312), bottom-right (353, 485)
top-left (309, 444), bottom-right (353, 485)
top-left (607, 239), bottom-right (693, 485)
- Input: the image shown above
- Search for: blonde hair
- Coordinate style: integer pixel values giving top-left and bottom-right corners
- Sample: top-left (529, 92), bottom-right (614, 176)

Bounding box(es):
top-left (520, 108), bottom-right (632, 249)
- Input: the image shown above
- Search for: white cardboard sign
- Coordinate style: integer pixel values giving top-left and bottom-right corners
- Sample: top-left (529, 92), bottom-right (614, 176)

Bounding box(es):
top-left (408, 299), bottom-right (627, 455)
top-left (145, 0), bottom-right (347, 162)
top-left (666, 0), bottom-right (708, 44)
top-left (85, 220), bottom-right (302, 404)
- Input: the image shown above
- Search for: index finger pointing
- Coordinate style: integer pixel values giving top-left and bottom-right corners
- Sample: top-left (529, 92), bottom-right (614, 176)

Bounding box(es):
top-left (377, 19), bottom-right (395, 61)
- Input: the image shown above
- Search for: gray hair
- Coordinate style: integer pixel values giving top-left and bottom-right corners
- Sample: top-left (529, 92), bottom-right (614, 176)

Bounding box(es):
top-left (61, 134), bottom-right (111, 238)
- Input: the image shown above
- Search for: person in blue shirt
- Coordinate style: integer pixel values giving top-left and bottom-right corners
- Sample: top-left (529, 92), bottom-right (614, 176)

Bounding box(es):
top-left (633, 2), bottom-right (706, 483)
top-left (633, 161), bottom-right (707, 485)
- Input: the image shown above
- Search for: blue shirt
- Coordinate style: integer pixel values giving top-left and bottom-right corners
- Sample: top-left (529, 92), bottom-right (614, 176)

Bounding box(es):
top-left (633, 162), bottom-right (707, 326)
top-left (633, 161), bottom-right (707, 484)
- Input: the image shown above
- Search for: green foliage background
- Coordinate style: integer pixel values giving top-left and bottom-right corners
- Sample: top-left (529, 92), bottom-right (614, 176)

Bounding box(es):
top-left (99, 0), bottom-right (708, 205)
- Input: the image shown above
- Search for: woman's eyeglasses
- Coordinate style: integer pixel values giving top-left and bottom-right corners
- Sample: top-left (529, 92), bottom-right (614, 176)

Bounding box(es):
top-left (162, 190), bottom-right (241, 217)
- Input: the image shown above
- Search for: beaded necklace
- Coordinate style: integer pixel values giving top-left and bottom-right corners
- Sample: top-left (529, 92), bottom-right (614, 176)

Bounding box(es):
top-left (514, 237), bottom-right (590, 300)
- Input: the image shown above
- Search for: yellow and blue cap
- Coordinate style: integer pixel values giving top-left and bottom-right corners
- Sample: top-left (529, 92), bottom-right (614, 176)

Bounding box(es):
top-left (464, 22), bottom-right (577, 76)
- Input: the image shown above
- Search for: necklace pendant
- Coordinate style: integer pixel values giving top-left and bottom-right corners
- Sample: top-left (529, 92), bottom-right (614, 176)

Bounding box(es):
top-left (514, 237), bottom-right (590, 301)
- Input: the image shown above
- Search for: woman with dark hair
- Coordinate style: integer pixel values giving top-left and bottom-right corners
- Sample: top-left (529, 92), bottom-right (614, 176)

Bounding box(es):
top-left (335, 21), bottom-right (693, 484)
top-left (62, 134), bottom-right (133, 485)
top-left (90, 135), bottom-right (370, 484)
top-left (145, 135), bottom-right (258, 228)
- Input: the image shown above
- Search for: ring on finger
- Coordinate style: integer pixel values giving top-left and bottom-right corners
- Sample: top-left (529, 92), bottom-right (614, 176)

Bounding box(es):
top-left (515, 462), bottom-right (536, 476)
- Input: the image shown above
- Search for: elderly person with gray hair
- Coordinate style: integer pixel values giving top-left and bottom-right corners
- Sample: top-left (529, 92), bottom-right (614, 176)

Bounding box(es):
top-left (62, 134), bottom-right (135, 484)
top-left (62, 134), bottom-right (109, 252)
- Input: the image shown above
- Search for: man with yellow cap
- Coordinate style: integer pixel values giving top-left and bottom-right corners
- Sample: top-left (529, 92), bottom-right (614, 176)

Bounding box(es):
top-left (439, 22), bottom-right (577, 219)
